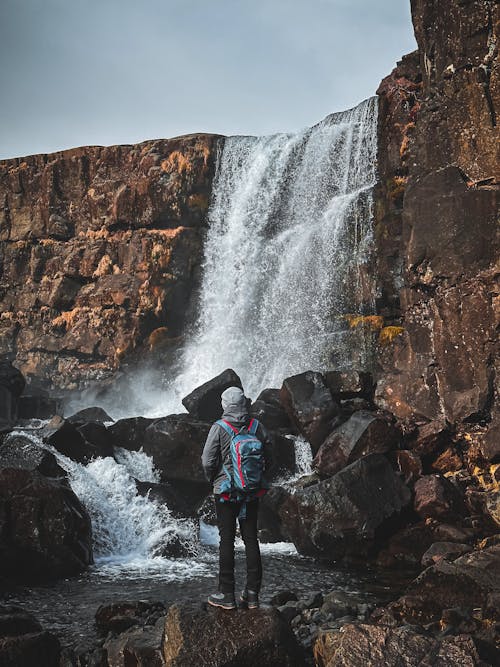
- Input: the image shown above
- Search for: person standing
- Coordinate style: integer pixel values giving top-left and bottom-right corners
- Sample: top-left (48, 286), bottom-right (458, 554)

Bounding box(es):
top-left (201, 386), bottom-right (272, 610)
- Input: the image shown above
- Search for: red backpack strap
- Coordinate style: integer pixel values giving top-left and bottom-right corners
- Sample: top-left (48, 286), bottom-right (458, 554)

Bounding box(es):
top-left (221, 419), bottom-right (239, 434)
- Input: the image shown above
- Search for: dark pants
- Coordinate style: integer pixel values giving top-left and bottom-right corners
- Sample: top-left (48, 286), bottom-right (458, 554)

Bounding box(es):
top-left (214, 497), bottom-right (262, 595)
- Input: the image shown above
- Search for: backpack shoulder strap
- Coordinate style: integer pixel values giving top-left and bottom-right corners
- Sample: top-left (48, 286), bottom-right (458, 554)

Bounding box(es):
top-left (216, 419), bottom-right (239, 436)
top-left (248, 418), bottom-right (259, 435)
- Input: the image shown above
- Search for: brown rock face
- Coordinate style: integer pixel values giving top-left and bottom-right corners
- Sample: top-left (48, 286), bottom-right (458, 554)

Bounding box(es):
top-left (0, 134), bottom-right (221, 390)
top-left (374, 1), bottom-right (499, 438)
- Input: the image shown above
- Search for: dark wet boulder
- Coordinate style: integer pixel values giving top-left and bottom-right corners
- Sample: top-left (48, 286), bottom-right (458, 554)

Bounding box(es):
top-left (0, 359), bottom-right (25, 397)
top-left (408, 418), bottom-right (450, 458)
top-left (0, 359), bottom-right (25, 426)
top-left (143, 415), bottom-right (211, 488)
top-left (0, 468), bottom-right (92, 582)
top-left (181, 369), bottom-right (242, 422)
top-left (104, 616), bottom-right (165, 667)
top-left (280, 454), bottom-right (411, 559)
top-left (421, 541), bottom-right (472, 568)
top-left (258, 486), bottom-right (291, 543)
top-left (324, 370), bottom-right (373, 400)
top-left (96, 600), bottom-right (166, 636)
top-left (388, 544), bottom-right (500, 627)
top-left (314, 623), bottom-right (484, 667)
top-left (17, 393), bottom-right (59, 420)
top-left (135, 480), bottom-right (193, 517)
top-left (267, 432), bottom-right (296, 481)
top-left (413, 474), bottom-right (460, 521)
top-left (108, 416), bottom-right (156, 451)
top-left (67, 406), bottom-right (114, 423)
top-left (162, 603), bottom-right (304, 666)
top-left (196, 494), bottom-right (217, 526)
top-left (0, 432), bottom-right (66, 478)
top-left (0, 605), bottom-right (60, 667)
top-left (313, 411), bottom-right (400, 478)
top-left (279, 371), bottom-right (340, 453)
top-left (250, 388), bottom-right (293, 431)
top-left (41, 415), bottom-right (113, 463)
top-left (390, 449), bottom-right (423, 487)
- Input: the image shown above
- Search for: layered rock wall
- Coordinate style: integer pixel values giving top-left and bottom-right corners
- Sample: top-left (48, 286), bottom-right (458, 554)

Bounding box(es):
top-left (374, 0), bottom-right (499, 450)
top-left (0, 134), bottom-right (221, 390)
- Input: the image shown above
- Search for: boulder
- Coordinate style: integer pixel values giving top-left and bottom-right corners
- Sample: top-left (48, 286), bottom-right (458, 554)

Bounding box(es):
top-left (314, 624), bottom-right (484, 667)
top-left (135, 480), bottom-right (194, 517)
top-left (421, 541), bottom-right (472, 568)
top-left (324, 371), bottom-right (373, 400)
top-left (181, 369), bottom-right (242, 422)
top-left (390, 449), bottom-right (422, 486)
top-left (67, 406), bottom-right (113, 423)
top-left (409, 418), bottom-right (450, 458)
top-left (250, 388), bottom-right (293, 431)
top-left (142, 415), bottom-right (211, 491)
top-left (41, 416), bottom-right (113, 463)
top-left (17, 394), bottom-right (59, 420)
top-left (109, 416), bottom-right (156, 451)
top-left (388, 544), bottom-right (500, 626)
top-left (0, 358), bottom-right (25, 398)
top-left (258, 486), bottom-right (291, 543)
top-left (104, 617), bottom-right (165, 667)
top-left (0, 432), bottom-right (66, 478)
top-left (0, 605), bottom-right (60, 667)
top-left (480, 413), bottom-right (500, 462)
top-left (313, 411), bottom-right (400, 478)
top-left (413, 475), bottom-right (458, 521)
top-left (279, 371), bottom-right (340, 453)
top-left (280, 454), bottom-right (411, 559)
top-left (268, 433), bottom-right (296, 480)
top-left (0, 359), bottom-right (25, 426)
top-left (376, 522), bottom-right (437, 568)
top-left (0, 468), bottom-right (92, 582)
top-left (162, 603), bottom-right (304, 666)
top-left (96, 600), bottom-right (166, 635)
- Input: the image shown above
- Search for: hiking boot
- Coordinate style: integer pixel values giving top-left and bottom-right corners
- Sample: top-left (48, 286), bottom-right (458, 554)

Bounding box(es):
top-left (240, 589), bottom-right (259, 609)
top-left (207, 592), bottom-right (236, 610)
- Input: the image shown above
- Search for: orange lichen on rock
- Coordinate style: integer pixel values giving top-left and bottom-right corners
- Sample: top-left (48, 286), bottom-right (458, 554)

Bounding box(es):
top-left (379, 326), bottom-right (404, 345)
top-left (345, 314), bottom-right (384, 330)
top-left (51, 307), bottom-right (83, 330)
top-left (161, 151), bottom-right (193, 175)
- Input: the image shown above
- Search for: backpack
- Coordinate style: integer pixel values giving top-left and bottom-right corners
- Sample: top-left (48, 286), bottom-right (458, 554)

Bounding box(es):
top-left (216, 417), bottom-right (267, 501)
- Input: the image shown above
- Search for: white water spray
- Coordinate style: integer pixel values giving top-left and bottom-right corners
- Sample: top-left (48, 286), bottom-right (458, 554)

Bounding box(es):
top-left (3, 430), bottom-right (206, 577)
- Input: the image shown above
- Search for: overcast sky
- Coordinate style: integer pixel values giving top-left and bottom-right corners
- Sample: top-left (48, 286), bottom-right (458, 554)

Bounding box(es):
top-left (0, 0), bottom-right (416, 160)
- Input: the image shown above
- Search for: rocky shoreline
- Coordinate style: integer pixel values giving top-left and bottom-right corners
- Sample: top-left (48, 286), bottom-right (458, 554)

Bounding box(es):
top-left (1, 361), bottom-right (499, 665)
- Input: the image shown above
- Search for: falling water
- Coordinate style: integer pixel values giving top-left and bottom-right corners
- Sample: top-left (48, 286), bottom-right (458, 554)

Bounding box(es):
top-left (168, 97), bottom-right (377, 407)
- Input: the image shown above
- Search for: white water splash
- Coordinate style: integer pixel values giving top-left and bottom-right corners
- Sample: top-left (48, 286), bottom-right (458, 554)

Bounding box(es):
top-left (3, 429), bottom-right (207, 576)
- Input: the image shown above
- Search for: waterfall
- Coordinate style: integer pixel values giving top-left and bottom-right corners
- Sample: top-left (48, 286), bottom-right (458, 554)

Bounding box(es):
top-left (167, 97), bottom-right (377, 408)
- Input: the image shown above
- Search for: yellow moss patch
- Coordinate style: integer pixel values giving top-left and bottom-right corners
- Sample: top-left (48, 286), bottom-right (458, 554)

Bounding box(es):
top-left (161, 151), bottom-right (193, 175)
top-left (379, 326), bottom-right (404, 345)
top-left (345, 314), bottom-right (384, 330)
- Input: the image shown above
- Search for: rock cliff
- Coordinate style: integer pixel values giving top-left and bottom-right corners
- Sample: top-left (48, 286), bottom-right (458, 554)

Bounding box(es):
top-left (0, 134), bottom-right (220, 390)
top-left (374, 0), bottom-right (499, 455)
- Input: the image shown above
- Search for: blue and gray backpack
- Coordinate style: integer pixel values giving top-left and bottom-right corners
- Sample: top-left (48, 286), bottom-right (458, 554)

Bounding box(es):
top-left (217, 417), bottom-right (268, 503)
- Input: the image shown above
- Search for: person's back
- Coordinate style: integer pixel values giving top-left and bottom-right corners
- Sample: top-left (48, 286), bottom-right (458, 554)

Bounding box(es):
top-left (201, 386), bottom-right (272, 610)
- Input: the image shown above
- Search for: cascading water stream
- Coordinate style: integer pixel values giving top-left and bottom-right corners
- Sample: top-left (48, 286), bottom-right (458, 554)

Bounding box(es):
top-left (3, 429), bottom-right (209, 578)
top-left (164, 97), bottom-right (378, 411)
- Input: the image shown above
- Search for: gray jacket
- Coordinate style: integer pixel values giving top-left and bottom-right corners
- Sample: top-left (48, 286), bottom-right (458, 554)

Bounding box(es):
top-left (201, 403), bottom-right (273, 495)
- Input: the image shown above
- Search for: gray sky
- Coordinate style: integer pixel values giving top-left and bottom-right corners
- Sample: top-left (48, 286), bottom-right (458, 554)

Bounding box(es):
top-left (0, 0), bottom-right (416, 160)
